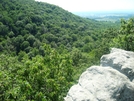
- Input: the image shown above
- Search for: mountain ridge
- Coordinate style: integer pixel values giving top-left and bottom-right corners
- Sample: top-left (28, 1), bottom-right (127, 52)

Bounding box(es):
top-left (0, 0), bottom-right (118, 55)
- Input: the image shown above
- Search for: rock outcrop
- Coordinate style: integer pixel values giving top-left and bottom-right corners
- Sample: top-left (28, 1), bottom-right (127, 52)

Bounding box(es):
top-left (64, 48), bottom-right (134, 101)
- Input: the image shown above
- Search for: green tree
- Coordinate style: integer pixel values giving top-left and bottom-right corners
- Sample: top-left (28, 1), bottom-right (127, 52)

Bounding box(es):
top-left (21, 41), bottom-right (30, 50)
top-left (111, 18), bottom-right (134, 51)
top-left (0, 22), bottom-right (8, 36)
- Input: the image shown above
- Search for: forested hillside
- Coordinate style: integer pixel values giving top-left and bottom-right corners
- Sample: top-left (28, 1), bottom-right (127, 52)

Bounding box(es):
top-left (0, 0), bottom-right (133, 101)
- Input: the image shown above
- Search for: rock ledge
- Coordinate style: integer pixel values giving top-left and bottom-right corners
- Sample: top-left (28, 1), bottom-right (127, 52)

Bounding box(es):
top-left (65, 48), bottom-right (134, 101)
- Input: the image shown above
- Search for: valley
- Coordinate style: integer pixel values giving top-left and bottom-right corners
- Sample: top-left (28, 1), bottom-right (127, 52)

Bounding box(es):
top-left (73, 11), bottom-right (134, 22)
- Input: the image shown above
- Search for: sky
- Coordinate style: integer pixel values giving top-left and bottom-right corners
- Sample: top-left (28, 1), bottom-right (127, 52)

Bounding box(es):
top-left (35, 0), bottom-right (134, 12)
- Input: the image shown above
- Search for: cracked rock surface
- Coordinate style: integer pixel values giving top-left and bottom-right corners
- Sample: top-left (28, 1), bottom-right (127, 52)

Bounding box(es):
top-left (64, 48), bottom-right (134, 101)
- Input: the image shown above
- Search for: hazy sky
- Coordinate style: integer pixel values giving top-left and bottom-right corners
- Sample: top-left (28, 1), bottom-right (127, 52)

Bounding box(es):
top-left (35, 0), bottom-right (134, 12)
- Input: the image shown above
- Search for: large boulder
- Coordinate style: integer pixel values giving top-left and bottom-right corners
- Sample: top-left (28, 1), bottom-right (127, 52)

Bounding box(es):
top-left (64, 48), bottom-right (134, 101)
top-left (101, 48), bottom-right (134, 82)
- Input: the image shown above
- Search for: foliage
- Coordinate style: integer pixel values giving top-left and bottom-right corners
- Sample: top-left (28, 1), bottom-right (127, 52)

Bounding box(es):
top-left (110, 18), bottom-right (134, 51)
top-left (0, 44), bottom-right (74, 101)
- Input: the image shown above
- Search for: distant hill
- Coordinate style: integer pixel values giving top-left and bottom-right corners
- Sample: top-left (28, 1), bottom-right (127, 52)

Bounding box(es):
top-left (73, 11), bottom-right (134, 22)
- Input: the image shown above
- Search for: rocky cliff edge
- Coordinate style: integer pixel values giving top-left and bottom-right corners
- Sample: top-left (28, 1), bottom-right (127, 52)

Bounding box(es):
top-left (64, 48), bottom-right (134, 101)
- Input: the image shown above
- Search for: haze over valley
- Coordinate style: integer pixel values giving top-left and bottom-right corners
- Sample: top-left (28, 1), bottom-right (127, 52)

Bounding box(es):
top-left (73, 10), bottom-right (134, 22)
top-left (36, 0), bottom-right (134, 22)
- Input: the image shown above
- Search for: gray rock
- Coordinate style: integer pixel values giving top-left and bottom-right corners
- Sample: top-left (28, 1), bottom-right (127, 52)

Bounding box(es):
top-left (64, 48), bottom-right (134, 101)
top-left (101, 48), bottom-right (134, 81)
